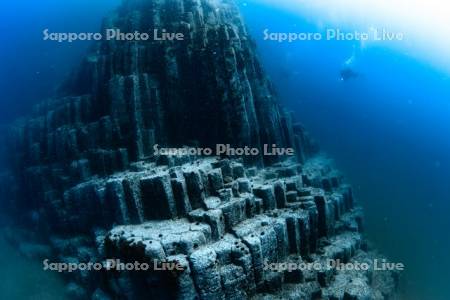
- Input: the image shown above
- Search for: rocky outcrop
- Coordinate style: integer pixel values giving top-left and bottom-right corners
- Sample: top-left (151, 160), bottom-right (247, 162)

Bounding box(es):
top-left (4, 0), bottom-right (318, 217)
top-left (99, 156), bottom-right (399, 300)
top-left (3, 155), bottom-right (399, 299)
top-left (0, 0), bottom-right (399, 299)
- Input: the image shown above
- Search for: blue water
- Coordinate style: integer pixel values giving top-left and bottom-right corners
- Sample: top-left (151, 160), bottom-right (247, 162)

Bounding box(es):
top-left (0, 236), bottom-right (67, 300)
top-left (0, 0), bottom-right (120, 124)
top-left (240, 2), bottom-right (450, 299)
top-left (1, 1), bottom-right (449, 299)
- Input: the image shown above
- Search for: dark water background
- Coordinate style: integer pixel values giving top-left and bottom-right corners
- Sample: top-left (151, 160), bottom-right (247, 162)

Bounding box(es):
top-left (0, 236), bottom-right (67, 299)
top-left (0, 0), bottom-right (120, 124)
top-left (240, 2), bottom-right (450, 300)
top-left (0, 0), bottom-right (449, 299)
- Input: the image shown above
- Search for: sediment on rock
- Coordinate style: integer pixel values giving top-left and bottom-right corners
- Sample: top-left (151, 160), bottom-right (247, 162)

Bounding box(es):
top-left (97, 156), bottom-right (399, 299)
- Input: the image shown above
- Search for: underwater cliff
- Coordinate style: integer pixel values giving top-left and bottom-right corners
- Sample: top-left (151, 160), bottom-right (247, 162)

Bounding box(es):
top-left (0, 0), bottom-right (400, 299)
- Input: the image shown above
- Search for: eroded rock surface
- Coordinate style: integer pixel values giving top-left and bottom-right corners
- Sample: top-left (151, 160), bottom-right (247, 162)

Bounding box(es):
top-left (97, 156), bottom-right (399, 299)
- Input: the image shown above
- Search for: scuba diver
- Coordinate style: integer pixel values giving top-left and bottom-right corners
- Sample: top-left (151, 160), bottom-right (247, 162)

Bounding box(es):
top-left (340, 67), bottom-right (360, 81)
top-left (340, 46), bottom-right (362, 81)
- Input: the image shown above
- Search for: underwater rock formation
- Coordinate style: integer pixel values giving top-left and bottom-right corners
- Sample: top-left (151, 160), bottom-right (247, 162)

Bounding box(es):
top-left (4, 0), bottom-right (318, 216)
top-left (1, 0), bottom-right (399, 299)
top-left (99, 156), bottom-right (399, 299)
